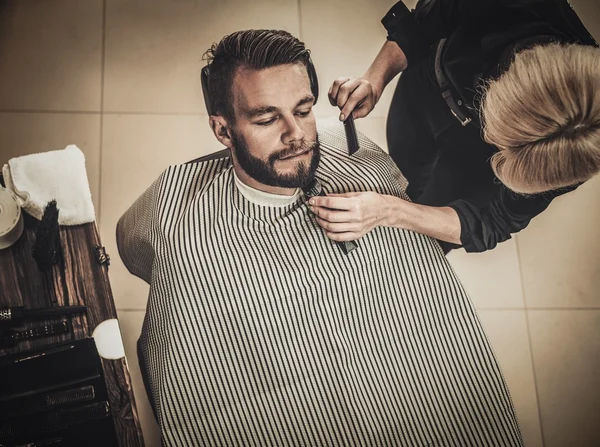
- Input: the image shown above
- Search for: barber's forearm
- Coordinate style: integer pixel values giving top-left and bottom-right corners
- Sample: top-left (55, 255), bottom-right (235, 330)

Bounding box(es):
top-left (364, 40), bottom-right (408, 100)
top-left (382, 195), bottom-right (462, 245)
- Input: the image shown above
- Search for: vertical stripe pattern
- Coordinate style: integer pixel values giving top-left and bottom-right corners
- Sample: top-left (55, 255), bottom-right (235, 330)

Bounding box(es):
top-left (117, 121), bottom-right (523, 447)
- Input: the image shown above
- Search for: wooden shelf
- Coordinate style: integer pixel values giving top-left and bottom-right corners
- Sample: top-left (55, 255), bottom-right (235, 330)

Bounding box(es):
top-left (0, 212), bottom-right (145, 446)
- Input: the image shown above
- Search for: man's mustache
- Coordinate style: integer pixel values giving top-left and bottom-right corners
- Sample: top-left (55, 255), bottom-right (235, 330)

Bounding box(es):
top-left (269, 140), bottom-right (319, 163)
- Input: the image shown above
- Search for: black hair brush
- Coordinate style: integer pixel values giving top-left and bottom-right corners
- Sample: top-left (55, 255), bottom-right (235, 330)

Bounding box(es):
top-left (32, 200), bottom-right (62, 272)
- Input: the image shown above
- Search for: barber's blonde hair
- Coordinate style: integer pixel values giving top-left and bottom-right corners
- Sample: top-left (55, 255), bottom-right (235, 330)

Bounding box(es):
top-left (481, 43), bottom-right (600, 194)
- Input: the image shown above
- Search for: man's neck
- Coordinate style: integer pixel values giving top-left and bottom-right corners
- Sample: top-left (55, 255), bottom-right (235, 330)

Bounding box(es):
top-left (232, 164), bottom-right (298, 196)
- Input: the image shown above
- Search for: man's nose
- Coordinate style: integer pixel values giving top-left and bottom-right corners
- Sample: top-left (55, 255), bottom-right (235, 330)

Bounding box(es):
top-left (281, 114), bottom-right (305, 145)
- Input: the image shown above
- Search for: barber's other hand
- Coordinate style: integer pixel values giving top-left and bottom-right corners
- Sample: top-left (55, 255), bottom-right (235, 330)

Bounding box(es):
top-left (328, 77), bottom-right (380, 121)
top-left (308, 192), bottom-right (390, 241)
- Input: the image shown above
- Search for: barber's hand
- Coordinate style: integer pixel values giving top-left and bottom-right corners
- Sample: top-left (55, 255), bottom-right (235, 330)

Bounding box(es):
top-left (308, 192), bottom-right (389, 241)
top-left (328, 77), bottom-right (380, 121)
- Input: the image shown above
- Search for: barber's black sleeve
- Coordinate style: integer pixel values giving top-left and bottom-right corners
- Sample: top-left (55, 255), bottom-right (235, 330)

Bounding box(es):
top-left (381, 0), bottom-right (468, 66)
top-left (447, 184), bottom-right (580, 253)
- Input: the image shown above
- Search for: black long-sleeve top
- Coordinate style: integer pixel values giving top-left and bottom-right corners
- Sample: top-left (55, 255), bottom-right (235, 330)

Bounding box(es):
top-left (382, 0), bottom-right (597, 252)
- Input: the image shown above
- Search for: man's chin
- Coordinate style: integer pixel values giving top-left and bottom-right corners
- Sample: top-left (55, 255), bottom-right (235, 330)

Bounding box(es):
top-left (266, 164), bottom-right (314, 189)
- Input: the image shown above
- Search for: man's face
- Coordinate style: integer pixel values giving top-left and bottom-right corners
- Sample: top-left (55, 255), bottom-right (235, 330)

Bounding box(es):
top-left (229, 63), bottom-right (320, 189)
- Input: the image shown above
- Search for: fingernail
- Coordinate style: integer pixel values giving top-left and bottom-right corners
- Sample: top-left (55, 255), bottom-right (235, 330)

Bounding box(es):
top-left (309, 199), bottom-right (315, 205)
top-left (339, 114), bottom-right (345, 121)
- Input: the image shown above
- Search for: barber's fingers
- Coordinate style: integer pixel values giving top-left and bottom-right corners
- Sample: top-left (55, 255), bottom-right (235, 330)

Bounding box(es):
top-left (315, 216), bottom-right (361, 233)
top-left (310, 206), bottom-right (356, 223)
top-left (308, 195), bottom-right (356, 211)
top-left (325, 231), bottom-right (361, 242)
top-left (328, 77), bottom-right (377, 120)
top-left (340, 83), bottom-right (376, 121)
top-left (329, 77), bottom-right (362, 111)
top-left (326, 192), bottom-right (359, 196)
top-left (333, 78), bottom-right (363, 114)
top-left (328, 77), bottom-right (351, 106)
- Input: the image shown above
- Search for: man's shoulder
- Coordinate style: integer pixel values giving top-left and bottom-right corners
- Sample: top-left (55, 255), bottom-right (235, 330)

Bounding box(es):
top-left (317, 118), bottom-right (384, 158)
top-left (150, 152), bottom-right (233, 207)
top-left (183, 148), bottom-right (231, 165)
top-left (160, 150), bottom-right (232, 184)
top-left (316, 118), bottom-right (408, 197)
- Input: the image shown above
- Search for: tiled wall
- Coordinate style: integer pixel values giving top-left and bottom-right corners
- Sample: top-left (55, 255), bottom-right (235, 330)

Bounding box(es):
top-left (1, 1), bottom-right (598, 446)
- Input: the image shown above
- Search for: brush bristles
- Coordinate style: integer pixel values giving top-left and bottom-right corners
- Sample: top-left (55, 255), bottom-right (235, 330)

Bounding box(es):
top-left (32, 200), bottom-right (61, 272)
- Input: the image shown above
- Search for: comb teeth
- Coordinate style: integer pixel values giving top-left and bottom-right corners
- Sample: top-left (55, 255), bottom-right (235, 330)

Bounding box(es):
top-left (0, 309), bottom-right (10, 322)
top-left (46, 385), bottom-right (95, 407)
top-left (344, 115), bottom-right (360, 155)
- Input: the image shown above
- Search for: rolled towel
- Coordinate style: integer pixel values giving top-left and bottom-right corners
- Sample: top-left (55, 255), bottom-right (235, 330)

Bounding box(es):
top-left (1, 145), bottom-right (95, 225)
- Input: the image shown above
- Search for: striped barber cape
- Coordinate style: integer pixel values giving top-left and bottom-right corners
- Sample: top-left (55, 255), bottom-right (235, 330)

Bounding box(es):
top-left (116, 121), bottom-right (523, 446)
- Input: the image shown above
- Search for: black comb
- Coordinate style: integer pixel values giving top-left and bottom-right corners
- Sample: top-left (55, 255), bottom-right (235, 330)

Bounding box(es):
top-left (0, 322), bottom-right (69, 349)
top-left (344, 115), bottom-right (360, 155)
top-left (302, 179), bottom-right (358, 255)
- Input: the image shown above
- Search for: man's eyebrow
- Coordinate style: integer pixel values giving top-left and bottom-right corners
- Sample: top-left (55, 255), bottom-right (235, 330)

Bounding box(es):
top-left (296, 95), bottom-right (315, 108)
top-left (245, 106), bottom-right (279, 119)
top-left (244, 95), bottom-right (315, 119)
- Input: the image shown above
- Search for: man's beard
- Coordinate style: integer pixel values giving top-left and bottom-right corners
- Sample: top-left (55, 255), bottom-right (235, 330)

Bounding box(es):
top-left (231, 131), bottom-right (321, 189)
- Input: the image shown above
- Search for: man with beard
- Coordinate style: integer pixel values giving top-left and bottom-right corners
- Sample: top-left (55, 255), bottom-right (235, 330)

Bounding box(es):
top-left (117, 30), bottom-right (523, 446)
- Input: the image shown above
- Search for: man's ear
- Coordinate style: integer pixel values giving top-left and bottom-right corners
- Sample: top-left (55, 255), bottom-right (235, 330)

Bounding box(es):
top-left (210, 116), bottom-right (232, 147)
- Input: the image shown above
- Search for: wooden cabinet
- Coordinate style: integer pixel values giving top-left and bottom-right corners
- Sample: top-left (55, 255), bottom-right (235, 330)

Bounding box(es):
top-left (0, 210), bottom-right (145, 446)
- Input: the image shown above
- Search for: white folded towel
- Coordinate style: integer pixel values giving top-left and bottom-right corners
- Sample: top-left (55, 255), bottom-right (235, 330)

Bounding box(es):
top-left (2, 145), bottom-right (96, 225)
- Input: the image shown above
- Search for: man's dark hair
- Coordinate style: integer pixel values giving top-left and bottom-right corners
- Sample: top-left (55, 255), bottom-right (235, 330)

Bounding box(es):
top-left (203, 29), bottom-right (312, 122)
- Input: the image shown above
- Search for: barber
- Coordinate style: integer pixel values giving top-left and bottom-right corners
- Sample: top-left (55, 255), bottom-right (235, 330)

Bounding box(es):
top-left (308, 0), bottom-right (600, 253)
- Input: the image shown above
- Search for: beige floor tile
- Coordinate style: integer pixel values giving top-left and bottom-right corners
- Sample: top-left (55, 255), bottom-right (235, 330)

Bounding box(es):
top-left (301, 0), bottom-right (400, 119)
top-left (117, 309), bottom-right (161, 447)
top-left (0, 1), bottom-right (102, 111)
top-left (104, 0), bottom-right (299, 114)
top-left (517, 175), bottom-right (600, 308)
top-left (447, 238), bottom-right (524, 309)
top-left (314, 107), bottom-right (341, 121)
top-left (0, 112), bottom-right (101, 217)
top-left (100, 113), bottom-right (218, 309)
top-left (355, 116), bottom-right (389, 153)
top-left (528, 310), bottom-right (600, 447)
top-left (477, 310), bottom-right (543, 447)
top-left (569, 0), bottom-right (600, 40)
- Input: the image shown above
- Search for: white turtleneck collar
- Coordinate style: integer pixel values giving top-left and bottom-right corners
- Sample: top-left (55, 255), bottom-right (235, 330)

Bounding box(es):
top-left (232, 168), bottom-right (301, 208)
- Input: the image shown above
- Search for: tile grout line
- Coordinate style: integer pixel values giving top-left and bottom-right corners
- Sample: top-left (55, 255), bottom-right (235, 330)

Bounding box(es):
top-left (476, 307), bottom-right (529, 311)
top-left (477, 307), bottom-right (600, 311)
top-left (516, 235), bottom-right (546, 447)
top-left (297, 0), bottom-right (303, 40)
top-left (98, 0), bottom-right (107, 231)
top-left (0, 109), bottom-right (100, 114)
top-left (0, 109), bottom-right (207, 116)
top-left (0, 110), bottom-right (391, 119)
